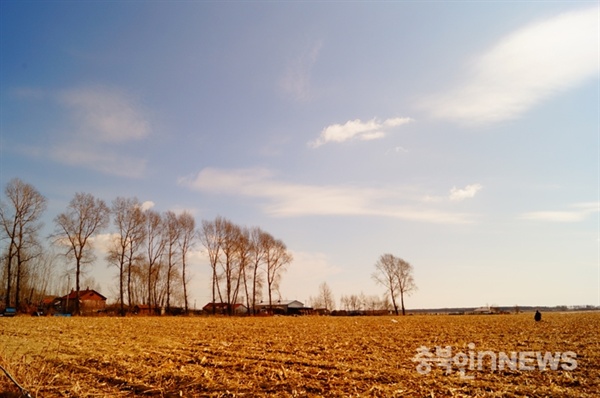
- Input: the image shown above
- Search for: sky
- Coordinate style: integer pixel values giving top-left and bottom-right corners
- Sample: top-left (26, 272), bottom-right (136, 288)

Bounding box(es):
top-left (1, 1), bottom-right (598, 309)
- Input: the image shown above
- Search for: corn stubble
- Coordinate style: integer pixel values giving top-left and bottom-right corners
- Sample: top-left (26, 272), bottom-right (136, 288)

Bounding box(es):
top-left (0, 313), bottom-right (598, 397)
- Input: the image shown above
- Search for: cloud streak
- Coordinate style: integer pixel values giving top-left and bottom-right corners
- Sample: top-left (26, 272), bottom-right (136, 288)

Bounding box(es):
top-left (520, 202), bottom-right (598, 222)
top-left (280, 40), bottom-right (322, 101)
top-left (423, 6), bottom-right (598, 125)
top-left (179, 167), bottom-right (479, 224)
top-left (309, 117), bottom-right (413, 148)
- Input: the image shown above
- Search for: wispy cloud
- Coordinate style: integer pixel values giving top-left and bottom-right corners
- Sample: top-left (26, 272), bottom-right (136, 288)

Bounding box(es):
top-left (520, 202), bottom-right (598, 222)
top-left (423, 6), bottom-right (598, 125)
top-left (59, 86), bottom-right (150, 143)
top-left (450, 184), bottom-right (483, 201)
top-left (49, 143), bottom-right (147, 178)
top-left (18, 85), bottom-right (151, 178)
top-left (179, 167), bottom-right (477, 224)
top-left (309, 117), bottom-right (413, 148)
top-left (280, 40), bottom-right (323, 101)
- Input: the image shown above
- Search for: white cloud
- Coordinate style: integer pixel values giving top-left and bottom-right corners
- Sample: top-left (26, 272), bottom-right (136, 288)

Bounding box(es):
top-left (424, 6), bottom-right (598, 125)
top-left (280, 40), bottom-right (323, 101)
top-left (141, 201), bottom-right (155, 211)
top-left (520, 202), bottom-right (598, 222)
top-left (179, 167), bottom-right (477, 224)
top-left (59, 86), bottom-right (150, 143)
top-left (309, 117), bottom-right (413, 148)
top-left (449, 184), bottom-right (483, 201)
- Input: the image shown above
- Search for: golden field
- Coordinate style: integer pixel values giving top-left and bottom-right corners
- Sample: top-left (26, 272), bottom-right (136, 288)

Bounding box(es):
top-left (0, 312), bottom-right (598, 397)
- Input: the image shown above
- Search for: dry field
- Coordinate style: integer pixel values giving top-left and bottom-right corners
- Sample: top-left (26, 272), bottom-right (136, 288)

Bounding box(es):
top-left (0, 312), bottom-right (598, 397)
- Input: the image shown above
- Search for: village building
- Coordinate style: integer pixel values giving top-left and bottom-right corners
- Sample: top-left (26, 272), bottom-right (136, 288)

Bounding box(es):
top-left (203, 302), bottom-right (248, 315)
top-left (58, 288), bottom-right (107, 315)
top-left (255, 300), bottom-right (312, 315)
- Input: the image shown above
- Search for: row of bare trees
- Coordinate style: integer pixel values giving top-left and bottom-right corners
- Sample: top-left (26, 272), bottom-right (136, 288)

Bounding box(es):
top-left (1, 178), bottom-right (293, 316)
top-left (200, 217), bottom-right (293, 315)
top-left (0, 179), bottom-right (48, 311)
top-left (104, 197), bottom-right (197, 316)
top-left (309, 282), bottom-right (393, 313)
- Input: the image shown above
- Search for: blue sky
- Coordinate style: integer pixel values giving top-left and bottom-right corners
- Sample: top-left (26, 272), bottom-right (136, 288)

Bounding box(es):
top-left (1, 2), bottom-right (598, 309)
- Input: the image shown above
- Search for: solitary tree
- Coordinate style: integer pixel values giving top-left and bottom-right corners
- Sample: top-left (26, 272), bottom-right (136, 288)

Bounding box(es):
top-left (0, 178), bottom-right (47, 310)
top-left (54, 193), bottom-right (109, 315)
top-left (372, 254), bottom-right (416, 315)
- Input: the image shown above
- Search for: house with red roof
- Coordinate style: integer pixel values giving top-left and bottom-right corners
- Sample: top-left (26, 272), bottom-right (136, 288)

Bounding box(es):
top-left (59, 288), bottom-right (107, 315)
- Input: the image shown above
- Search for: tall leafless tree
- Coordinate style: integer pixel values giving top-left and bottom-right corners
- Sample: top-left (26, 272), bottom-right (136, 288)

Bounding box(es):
top-left (0, 178), bottom-right (47, 310)
top-left (200, 217), bottom-right (225, 314)
top-left (143, 209), bottom-right (165, 312)
top-left (264, 234), bottom-right (292, 312)
top-left (177, 211), bottom-right (196, 314)
top-left (246, 227), bottom-right (267, 315)
top-left (218, 219), bottom-right (245, 315)
top-left (107, 197), bottom-right (146, 316)
top-left (372, 253), bottom-right (416, 315)
top-left (54, 193), bottom-right (109, 315)
top-left (163, 211), bottom-right (181, 314)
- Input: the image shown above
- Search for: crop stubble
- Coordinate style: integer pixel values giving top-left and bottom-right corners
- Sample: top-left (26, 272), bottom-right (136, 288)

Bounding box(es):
top-left (0, 312), bottom-right (598, 397)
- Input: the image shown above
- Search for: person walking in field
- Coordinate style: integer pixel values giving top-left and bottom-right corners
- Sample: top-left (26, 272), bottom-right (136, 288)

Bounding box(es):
top-left (534, 310), bottom-right (542, 322)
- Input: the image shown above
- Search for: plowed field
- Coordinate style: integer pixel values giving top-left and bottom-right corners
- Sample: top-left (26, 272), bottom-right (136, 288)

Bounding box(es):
top-left (1, 312), bottom-right (598, 397)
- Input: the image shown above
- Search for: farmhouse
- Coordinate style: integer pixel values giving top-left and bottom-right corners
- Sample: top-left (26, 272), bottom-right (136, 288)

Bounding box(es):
top-left (255, 300), bottom-right (312, 315)
top-left (59, 288), bottom-right (107, 315)
top-left (203, 302), bottom-right (248, 315)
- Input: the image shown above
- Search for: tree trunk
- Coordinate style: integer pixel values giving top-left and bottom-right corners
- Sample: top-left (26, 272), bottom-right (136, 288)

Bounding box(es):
top-left (400, 290), bottom-right (406, 316)
top-left (391, 293), bottom-right (399, 316)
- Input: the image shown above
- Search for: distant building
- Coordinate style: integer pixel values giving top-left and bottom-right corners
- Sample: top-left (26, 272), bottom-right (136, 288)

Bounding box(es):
top-left (59, 288), bottom-right (107, 315)
top-left (203, 302), bottom-right (248, 315)
top-left (255, 300), bottom-right (312, 315)
top-left (472, 306), bottom-right (499, 315)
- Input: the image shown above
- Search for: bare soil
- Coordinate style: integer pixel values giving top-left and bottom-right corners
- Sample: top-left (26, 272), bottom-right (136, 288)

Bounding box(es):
top-left (0, 312), bottom-right (598, 397)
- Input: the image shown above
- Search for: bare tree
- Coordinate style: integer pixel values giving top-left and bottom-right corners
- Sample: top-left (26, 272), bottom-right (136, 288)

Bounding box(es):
top-left (177, 211), bottom-right (196, 314)
top-left (218, 219), bottom-right (245, 315)
top-left (372, 254), bottom-right (416, 315)
top-left (54, 193), bottom-right (109, 315)
top-left (163, 211), bottom-right (181, 314)
top-left (143, 209), bottom-right (165, 312)
top-left (264, 234), bottom-right (292, 312)
top-left (200, 217), bottom-right (225, 314)
top-left (313, 282), bottom-right (335, 311)
top-left (0, 178), bottom-right (47, 310)
top-left (247, 227), bottom-right (267, 315)
top-left (107, 197), bottom-right (146, 316)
